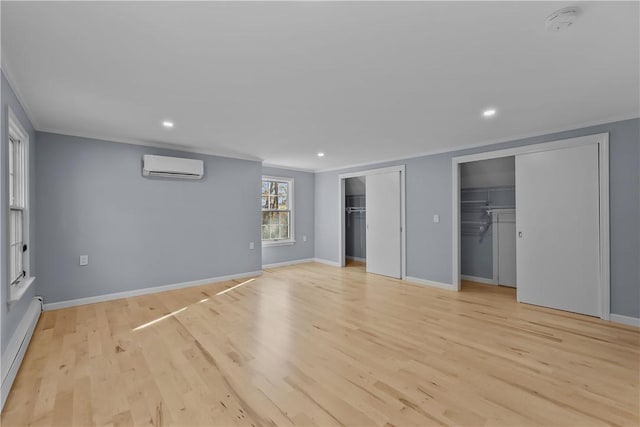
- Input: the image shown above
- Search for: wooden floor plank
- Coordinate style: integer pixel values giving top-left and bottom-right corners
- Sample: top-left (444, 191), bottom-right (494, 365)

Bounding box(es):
top-left (2, 263), bottom-right (638, 426)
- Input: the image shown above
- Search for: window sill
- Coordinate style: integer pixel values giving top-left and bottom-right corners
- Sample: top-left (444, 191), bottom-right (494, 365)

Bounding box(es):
top-left (9, 276), bottom-right (36, 303)
top-left (262, 240), bottom-right (296, 247)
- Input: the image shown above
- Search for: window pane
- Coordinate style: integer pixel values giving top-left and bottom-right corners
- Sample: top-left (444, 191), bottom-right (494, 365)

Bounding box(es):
top-left (269, 224), bottom-right (279, 239)
top-left (8, 139), bottom-right (15, 206)
top-left (17, 212), bottom-right (22, 243)
top-left (9, 209), bottom-right (23, 284)
top-left (261, 178), bottom-right (292, 241)
top-left (278, 196), bottom-right (288, 210)
top-left (279, 225), bottom-right (289, 240)
top-left (9, 245), bottom-right (16, 284)
top-left (279, 212), bottom-right (289, 225)
top-left (278, 183), bottom-right (288, 196)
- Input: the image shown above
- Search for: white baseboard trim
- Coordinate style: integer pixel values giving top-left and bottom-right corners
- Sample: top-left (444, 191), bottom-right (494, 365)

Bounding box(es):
top-left (346, 256), bottom-right (366, 263)
top-left (313, 258), bottom-right (342, 267)
top-left (461, 275), bottom-right (496, 285)
top-left (43, 270), bottom-right (263, 311)
top-left (610, 314), bottom-right (640, 327)
top-left (405, 276), bottom-right (456, 291)
top-left (1, 297), bottom-right (42, 410)
top-left (262, 258), bottom-right (315, 269)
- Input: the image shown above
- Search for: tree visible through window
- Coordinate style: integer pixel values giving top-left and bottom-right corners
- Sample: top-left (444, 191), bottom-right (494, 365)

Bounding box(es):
top-left (261, 177), bottom-right (293, 242)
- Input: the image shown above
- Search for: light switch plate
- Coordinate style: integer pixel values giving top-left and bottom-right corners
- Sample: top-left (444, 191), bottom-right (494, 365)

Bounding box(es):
top-left (249, 242), bottom-right (255, 250)
top-left (303, 235), bottom-right (307, 242)
top-left (79, 255), bottom-right (89, 266)
top-left (433, 214), bottom-right (440, 223)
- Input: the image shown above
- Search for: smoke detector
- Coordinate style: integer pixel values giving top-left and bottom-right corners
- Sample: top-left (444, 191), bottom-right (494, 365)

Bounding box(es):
top-left (545, 7), bottom-right (579, 32)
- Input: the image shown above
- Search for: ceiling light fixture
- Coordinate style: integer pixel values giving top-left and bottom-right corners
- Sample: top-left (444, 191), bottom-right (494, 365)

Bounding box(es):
top-left (162, 121), bottom-right (174, 128)
top-left (317, 152), bottom-right (325, 157)
top-left (482, 109), bottom-right (497, 118)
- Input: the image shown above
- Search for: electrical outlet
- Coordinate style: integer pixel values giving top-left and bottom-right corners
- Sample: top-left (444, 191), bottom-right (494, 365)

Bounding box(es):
top-left (79, 255), bottom-right (89, 266)
top-left (249, 242), bottom-right (255, 250)
top-left (433, 214), bottom-right (440, 223)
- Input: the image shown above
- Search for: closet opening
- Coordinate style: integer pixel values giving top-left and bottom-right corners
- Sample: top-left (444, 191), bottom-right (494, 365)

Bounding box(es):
top-left (338, 165), bottom-right (406, 279)
top-left (345, 177), bottom-right (366, 267)
top-left (453, 133), bottom-right (609, 319)
top-left (460, 157), bottom-right (516, 296)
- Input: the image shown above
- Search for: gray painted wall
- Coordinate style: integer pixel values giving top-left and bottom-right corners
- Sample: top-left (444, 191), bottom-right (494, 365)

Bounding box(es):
top-left (315, 118), bottom-right (640, 318)
top-left (1, 72), bottom-right (37, 354)
top-left (35, 132), bottom-right (262, 304)
top-left (460, 234), bottom-right (493, 279)
top-left (460, 158), bottom-right (515, 279)
top-left (345, 176), bottom-right (365, 196)
top-left (261, 166), bottom-right (314, 265)
top-left (460, 157), bottom-right (515, 189)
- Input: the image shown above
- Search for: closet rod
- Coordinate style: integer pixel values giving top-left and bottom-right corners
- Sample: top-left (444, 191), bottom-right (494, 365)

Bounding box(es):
top-left (345, 207), bottom-right (366, 213)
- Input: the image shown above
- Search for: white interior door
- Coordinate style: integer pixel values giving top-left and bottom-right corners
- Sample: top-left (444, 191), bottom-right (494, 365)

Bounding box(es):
top-left (366, 171), bottom-right (401, 278)
top-left (495, 211), bottom-right (517, 287)
top-left (515, 144), bottom-right (600, 316)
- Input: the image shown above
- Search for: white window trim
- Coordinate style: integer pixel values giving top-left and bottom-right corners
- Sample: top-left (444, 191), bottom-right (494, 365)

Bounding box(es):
top-left (261, 175), bottom-right (295, 247)
top-left (6, 107), bottom-right (35, 303)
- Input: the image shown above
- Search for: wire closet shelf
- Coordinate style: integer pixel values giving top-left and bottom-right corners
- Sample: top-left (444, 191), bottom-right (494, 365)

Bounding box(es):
top-left (460, 186), bottom-right (515, 240)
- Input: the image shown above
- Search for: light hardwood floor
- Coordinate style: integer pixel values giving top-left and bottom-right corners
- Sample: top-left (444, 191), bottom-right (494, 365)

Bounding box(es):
top-left (2, 262), bottom-right (639, 426)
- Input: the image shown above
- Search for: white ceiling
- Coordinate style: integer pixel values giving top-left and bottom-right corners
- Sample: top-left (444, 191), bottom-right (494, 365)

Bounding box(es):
top-left (2, 1), bottom-right (638, 171)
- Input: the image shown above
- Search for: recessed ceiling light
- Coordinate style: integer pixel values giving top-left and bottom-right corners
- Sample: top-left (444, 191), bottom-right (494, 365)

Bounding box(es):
top-left (162, 121), bottom-right (174, 128)
top-left (317, 152), bottom-right (325, 157)
top-left (482, 109), bottom-right (497, 118)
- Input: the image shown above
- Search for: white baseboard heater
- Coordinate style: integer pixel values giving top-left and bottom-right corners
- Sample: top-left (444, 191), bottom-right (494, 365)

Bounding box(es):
top-left (1, 297), bottom-right (42, 410)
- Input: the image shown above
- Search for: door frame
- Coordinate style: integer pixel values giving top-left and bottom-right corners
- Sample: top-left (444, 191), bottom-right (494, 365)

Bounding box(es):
top-left (338, 165), bottom-right (406, 279)
top-left (451, 133), bottom-right (610, 320)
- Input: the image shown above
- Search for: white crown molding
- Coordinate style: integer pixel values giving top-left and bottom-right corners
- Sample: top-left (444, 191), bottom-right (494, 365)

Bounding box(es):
top-left (262, 163), bottom-right (316, 173)
top-left (37, 127), bottom-right (263, 163)
top-left (314, 113), bottom-right (640, 173)
top-left (4, 50), bottom-right (638, 174)
top-left (0, 61), bottom-right (41, 130)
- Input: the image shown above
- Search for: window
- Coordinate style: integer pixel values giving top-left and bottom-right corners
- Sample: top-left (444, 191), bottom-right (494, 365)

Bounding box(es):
top-left (261, 176), bottom-right (294, 245)
top-left (7, 108), bottom-right (34, 301)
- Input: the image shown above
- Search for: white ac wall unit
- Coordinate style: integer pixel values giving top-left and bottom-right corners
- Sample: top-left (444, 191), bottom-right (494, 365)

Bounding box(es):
top-left (142, 155), bottom-right (204, 179)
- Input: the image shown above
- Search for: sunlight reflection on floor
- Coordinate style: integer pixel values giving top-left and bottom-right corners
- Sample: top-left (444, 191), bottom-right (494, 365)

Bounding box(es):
top-left (131, 278), bottom-right (257, 331)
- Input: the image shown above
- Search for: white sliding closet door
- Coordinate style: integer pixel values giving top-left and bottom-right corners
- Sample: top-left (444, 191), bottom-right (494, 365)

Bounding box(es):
top-left (366, 171), bottom-right (401, 279)
top-left (516, 144), bottom-right (600, 316)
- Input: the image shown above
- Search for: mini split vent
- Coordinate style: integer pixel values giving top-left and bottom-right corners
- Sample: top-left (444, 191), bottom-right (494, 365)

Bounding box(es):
top-left (142, 155), bottom-right (204, 179)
